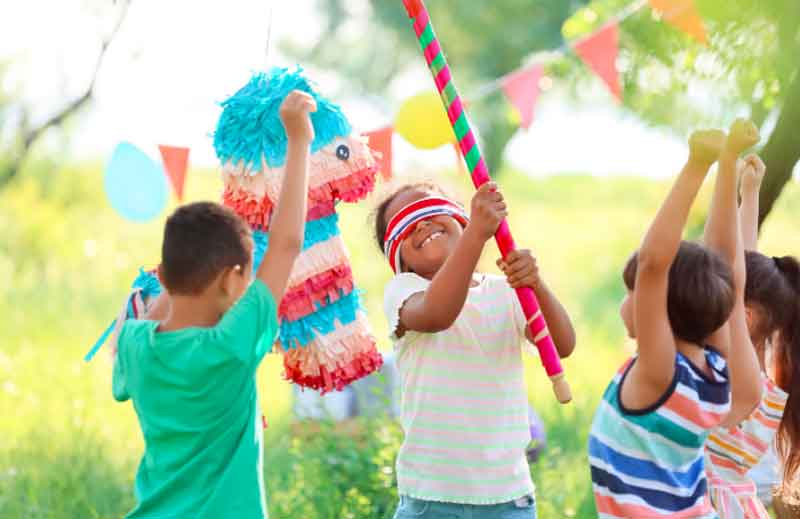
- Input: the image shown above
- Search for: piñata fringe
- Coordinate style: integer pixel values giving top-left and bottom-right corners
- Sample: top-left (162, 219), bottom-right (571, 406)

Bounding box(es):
top-left (278, 289), bottom-right (362, 348)
top-left (214, 67), bottom-right (352, 169)
top-left (279, 264), bottom-right (354, 321)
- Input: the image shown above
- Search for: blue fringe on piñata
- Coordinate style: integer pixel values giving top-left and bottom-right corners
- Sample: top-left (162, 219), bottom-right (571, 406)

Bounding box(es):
top-left (252, 213), bottom-right (341, 270)
top-left (214, 67), bottom-right (352, 170)
top-left (278, 289), bottom-right (362, 348)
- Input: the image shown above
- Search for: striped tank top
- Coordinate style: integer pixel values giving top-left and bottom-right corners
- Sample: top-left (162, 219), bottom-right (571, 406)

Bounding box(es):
top-left (705, 375), bottom-right (788, 518)
top-left (589, 348), bottom-right (730, 518)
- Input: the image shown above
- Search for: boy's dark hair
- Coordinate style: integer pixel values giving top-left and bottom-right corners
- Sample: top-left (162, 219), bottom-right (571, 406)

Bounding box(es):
top-left (372, 182), bottom-right (450, 253)
top-left (161, 202), bottom-right (252, 295)
top-left (622, 241), bottom-right (735, 345)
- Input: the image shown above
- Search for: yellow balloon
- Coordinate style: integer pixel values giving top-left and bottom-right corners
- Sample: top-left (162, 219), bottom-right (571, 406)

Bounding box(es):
top-left (395, 91), bottom-right (454, 149)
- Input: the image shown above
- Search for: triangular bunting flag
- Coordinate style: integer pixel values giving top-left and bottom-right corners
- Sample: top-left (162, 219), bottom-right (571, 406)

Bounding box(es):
top-left (364, 126), bottom-right (394, 181)
top-left (501, 64), bottom-right (544, 130)
top-left (573, 23), bottom-right (622, 101)
top-left (649, 0), bottom-right (707, 44)
top-left (158, 145), bottom-right (190, 201)
top-left (650, 0), bottom-right (708, 45)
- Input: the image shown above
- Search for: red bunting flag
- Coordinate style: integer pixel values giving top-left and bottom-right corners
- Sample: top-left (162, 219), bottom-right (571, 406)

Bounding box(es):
top-left (158, 145), bottom-right (190, 201)
top-left (364, 126), bottom-right (394, 181)
top-left (573, 22), bottom-right (622, 101)
top-left (649, 0), bottom-right (707, 44)
top-left (501, 64), bottom-right (544, 130)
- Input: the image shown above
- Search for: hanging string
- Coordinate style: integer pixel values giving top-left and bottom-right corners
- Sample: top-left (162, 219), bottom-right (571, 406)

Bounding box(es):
top-left (264, 0), bottom-right (275, 69)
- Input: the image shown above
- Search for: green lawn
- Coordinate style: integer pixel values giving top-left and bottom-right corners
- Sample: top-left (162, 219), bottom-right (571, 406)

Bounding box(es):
top-left (1, 163), bottom-right (798, 518)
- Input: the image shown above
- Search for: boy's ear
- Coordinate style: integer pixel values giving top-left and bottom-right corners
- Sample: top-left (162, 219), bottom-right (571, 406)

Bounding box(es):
top-left (218, 266), bottom-right (240, 297)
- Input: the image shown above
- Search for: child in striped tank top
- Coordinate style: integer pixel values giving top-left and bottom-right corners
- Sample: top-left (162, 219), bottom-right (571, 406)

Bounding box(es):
top-left (704, 154), bottom-right (800, 518)
top-left (588, 121), bottom-right (764, 518)
top-left (375, 181), bottom-right (576, 519)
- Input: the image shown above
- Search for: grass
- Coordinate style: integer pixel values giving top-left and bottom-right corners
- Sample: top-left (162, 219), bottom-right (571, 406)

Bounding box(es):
top-left (1, 162), bottom-right (798, 518)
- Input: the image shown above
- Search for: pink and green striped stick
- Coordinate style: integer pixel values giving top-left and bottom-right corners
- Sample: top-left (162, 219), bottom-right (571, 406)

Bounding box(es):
top-left (401, 0), bottom-right (571, 403)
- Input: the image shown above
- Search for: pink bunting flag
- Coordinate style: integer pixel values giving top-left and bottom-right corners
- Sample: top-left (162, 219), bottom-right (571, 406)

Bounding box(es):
top-left (573, 23), bottom-right (622, 101)
top-left (501, 64), bottom-right (544, 130)
top-left (649, 0), bottom-right (707, 44)
top-left (364, 126), bottom-right (394, 180)
top-left (158, 145), bottom-right (190, 201)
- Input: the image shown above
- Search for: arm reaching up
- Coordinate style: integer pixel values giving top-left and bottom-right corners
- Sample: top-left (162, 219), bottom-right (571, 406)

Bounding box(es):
top-left (739, 154), bottom-right (766, 252)
top-left (716, 120), bottom-right (763, 427)
top-left (257, 91), bottom-right (316, 303)
top-left (398, 183), bottom-right (507, 335)
top-left (629, 131), bottom-right (720, 392)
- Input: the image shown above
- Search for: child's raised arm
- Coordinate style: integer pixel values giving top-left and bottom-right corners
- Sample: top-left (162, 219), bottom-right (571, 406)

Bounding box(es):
top-left (739, 154), bottom-right (766, 252)
top-left (257, 91), bottom-right (316, 302)
top-left (632, 131), bottom-right (720, 389)
top-left (716, 121), bottom-right (763, 427)
top-left (398, 183), bottom-right (506, 335)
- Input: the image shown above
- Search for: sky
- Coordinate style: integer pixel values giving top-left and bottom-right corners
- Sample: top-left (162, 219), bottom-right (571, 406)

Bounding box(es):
top-left (0, 0), bottom-right (724, 179)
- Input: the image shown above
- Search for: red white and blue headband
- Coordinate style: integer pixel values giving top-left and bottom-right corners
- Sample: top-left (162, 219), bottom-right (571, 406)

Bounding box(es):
top-left (383, 196), bottom-right (469, 273)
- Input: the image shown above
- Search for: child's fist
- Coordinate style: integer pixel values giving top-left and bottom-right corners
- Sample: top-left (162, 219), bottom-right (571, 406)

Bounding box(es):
top-left (740, 154), bottom-right (766, 192)
top-left (688, 129), bottom-right (725, 167)
top-left (467, 182), bottom-right (507, 242)
top-left (280, 90), bottom-right (317, 144)
top-left (497, 249), bottom-right (540, 290)
top-left (726, 119), bottom-right (760, 155)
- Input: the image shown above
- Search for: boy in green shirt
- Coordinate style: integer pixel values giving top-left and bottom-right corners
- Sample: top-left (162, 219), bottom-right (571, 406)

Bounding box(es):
top-left (112, 91), bottom-right (316, 518)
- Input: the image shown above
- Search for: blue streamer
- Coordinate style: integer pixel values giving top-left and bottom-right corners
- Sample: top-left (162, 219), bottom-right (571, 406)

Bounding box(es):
top-left (84, 320), bottom-right (116, 362)
top-left (84, 267), bottom-right (163, 362)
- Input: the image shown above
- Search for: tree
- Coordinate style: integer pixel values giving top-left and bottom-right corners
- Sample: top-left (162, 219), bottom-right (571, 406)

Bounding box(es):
top-left (287, 0), bottom-right (799, 225)
top-left (0, 0), bottom-right (131, 188)
top-left (564, 0), bottom-right (800, 226)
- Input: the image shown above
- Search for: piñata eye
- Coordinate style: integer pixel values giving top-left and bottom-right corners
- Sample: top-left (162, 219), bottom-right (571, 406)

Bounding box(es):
top-left (336, 144), bottom-right (350, 161)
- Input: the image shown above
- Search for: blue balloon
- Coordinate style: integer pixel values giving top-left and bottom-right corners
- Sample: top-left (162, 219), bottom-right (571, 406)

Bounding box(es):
top-left (104, 141), bottom-right (168, 222)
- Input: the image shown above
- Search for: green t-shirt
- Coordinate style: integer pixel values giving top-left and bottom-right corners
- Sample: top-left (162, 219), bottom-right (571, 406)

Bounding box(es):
top-left (113, 280), bottom-right (278, 519)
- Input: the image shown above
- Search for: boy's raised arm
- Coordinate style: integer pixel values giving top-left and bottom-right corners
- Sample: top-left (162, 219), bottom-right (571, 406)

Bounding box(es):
top-left (633, 131), bottom-right (719, 388)
top-left (257, 91), bottom-right (316, 303)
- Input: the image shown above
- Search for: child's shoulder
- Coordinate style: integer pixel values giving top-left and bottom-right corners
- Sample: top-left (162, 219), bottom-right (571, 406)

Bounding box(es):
top-left (384, 272), bottom-right (429, 296)
top-left (118, 319), bottom-right (157, 351)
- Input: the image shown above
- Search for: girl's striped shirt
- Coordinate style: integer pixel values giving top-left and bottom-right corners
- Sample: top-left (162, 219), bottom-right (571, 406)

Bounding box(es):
top-left (705, 375), bottom-right (788, 518)
top-left (589, 349), bottom-right (731, 518)
top-left (384, 273), bottom-right (535, 505)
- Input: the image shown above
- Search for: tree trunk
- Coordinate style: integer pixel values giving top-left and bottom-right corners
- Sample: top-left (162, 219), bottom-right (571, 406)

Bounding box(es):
top-left (759, 72), bottom-right (800, 227)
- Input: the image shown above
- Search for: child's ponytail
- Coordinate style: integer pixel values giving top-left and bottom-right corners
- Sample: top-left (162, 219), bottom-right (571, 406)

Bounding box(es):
top-left (773, 255), bottom-right (800, 484)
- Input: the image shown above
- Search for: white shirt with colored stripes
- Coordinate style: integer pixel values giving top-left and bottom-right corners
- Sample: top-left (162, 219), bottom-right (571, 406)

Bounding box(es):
top-left (384, 272), bottom-right (536, 505)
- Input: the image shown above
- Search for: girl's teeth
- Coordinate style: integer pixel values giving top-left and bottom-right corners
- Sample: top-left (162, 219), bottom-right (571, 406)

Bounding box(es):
top-left (422, 232), bottom-right (443, 247)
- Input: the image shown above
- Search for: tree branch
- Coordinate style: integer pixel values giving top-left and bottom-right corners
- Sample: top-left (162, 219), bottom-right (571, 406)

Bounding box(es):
top-left (0, 0), bottom-right (131, 187)
top-left (758, 70), bottom-right (800, 227)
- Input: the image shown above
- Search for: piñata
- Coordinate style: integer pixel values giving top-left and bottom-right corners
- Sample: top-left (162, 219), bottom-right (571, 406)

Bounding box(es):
top-left (88, 68), bottom-right (383, 394)
top-left (215, 67), bottom-right (382, 393)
